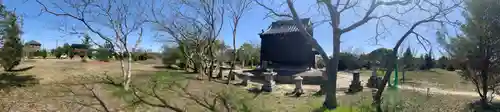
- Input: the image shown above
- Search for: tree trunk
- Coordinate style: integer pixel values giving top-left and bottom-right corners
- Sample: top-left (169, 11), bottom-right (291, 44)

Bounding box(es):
top-left (217, 61), bottom-right (223, 79)
top-left (323, 32), bottom-right (340, 109)
top-left (402, 69), bottom-right (406, 83)
top-left (124, 52), bottom-right (133, 91)
top-left (250, 59), bottom-right (253, 68)
top-left (374, 53), bottom-right (396, 112)
top-left (119, 54), bottom-right (126, 85)
top-left (208, 58), bottom-right (215, 81)
top-left (242, 60), bottom-right (245, 68)
top-left (227, 24), bottom-right (238, 83)
top-left (480, 38), bottom-right (490, 109)
top-left (284, 0), bottom-right (335, 108)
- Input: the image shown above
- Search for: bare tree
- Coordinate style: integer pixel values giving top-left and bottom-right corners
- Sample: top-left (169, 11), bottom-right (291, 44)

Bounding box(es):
top-left (225, 0), bottom-right (253, 83)
top-left (148, 0), bottom-right (225, 80)
top-left (370, 0), bottom-right (463, 111)
top-left (256, 0), bottom-right (413, 109)
top-left (35, 0), bottom-right (146, 91)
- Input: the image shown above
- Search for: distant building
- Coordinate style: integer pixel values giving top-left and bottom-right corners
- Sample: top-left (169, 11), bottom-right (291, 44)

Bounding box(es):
top-left (259, 18), bottom-right (318, 69)
top-left (24, 40), bottom-right (41, 58)
top-left (25, 40), bottom-right (41, 51)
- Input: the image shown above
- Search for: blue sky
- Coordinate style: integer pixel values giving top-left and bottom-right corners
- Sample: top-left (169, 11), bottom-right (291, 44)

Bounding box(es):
top-left (5, 0), bottom-right (464, 57)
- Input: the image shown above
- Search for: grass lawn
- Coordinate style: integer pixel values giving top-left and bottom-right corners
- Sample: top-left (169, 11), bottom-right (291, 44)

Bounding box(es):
top-left (299, 88), bottom-right (480, 112)
top-left (360, 69), bottom-right (477, 91)
top-left (109, 69), bottom-right (483, 112)
top-left (0, 59), bottom-right (487, 112)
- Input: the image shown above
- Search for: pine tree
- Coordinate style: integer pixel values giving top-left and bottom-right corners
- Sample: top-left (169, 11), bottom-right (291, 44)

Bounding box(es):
top-left (402, 47), bottom-right (414, 70)
top-left (424, 50), bottom-right (434, 70)
top-left (437, 56), bottom-right (448, 69)
top-left (0, 11), bottom-right (23, 71)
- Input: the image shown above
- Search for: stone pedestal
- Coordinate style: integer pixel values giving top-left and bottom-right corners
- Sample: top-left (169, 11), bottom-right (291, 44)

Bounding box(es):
top-left (240, 72), bottom-right (253, 86)
top-left (347, 71), bottom-right (363, 93)
top-left (261, 71), bottom-right (276, 92)
top-left (366, 68), bottom-right (379, 88)
top-left (262, 61), bottom-right (268, 70)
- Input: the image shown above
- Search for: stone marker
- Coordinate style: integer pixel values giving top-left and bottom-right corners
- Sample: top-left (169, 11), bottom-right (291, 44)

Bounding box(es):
top-left (347, 71), bottom-right (363, 93)
top-left (367, 67), bottom-right (380, 88)
top-left (261, 69), bottom-right (276, 92)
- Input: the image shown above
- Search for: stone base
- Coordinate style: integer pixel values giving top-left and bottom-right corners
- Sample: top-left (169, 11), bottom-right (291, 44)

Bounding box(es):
top-left (261, 85), bottom-right (273, 92)
top-left (366, 76), bottom-right (381, 88)
top-left (347, 81), bottom-right (363, 93)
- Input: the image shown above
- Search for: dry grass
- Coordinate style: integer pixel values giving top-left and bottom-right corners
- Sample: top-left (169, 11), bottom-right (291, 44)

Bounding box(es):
top-left (298, 89), bottom-right (480, 112)
top-left (0, 59), bottom-right (163, 111)
top-left (360, 69), bottom-right (477, 91)
top-left (0, 59), bottom-right (486, 112)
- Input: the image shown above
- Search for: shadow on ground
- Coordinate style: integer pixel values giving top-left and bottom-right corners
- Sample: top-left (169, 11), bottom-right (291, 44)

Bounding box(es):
top-left (463, 101), bottom-right (500, 112)
top-left (8, 66), bottom-right (35, 72)
top-left (153, 65), bottom-right (169, 69)
top-left (0, 72), bottom-right (39, 89)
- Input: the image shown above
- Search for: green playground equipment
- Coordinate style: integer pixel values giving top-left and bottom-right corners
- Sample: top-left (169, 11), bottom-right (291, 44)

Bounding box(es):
top-left (388, 61), bottom-right (399, 89)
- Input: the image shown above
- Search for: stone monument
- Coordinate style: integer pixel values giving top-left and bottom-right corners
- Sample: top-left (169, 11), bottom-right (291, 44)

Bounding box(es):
top-left (292, 75), bottom-right (304, 96)
top-left (347, 71), bottom-right (363, 93)
top-left (261, 69), bottom-right (276, 92)
top-left (367, 61), bottom-right (382, 88)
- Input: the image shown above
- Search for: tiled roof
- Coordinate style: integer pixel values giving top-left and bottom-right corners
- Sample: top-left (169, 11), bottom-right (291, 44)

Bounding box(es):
top-left (261, 18), bottom-right (311, 35)
top-left (25, 40), bottom-right (41, 45)
top-left (261, 25), bottom-right (299, 35)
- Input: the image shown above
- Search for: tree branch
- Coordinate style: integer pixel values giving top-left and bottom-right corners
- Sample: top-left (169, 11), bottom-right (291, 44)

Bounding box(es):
top-left (340, 0), bottom-right (411, 34)
top-left (254, 0), bottom-right (293, 18)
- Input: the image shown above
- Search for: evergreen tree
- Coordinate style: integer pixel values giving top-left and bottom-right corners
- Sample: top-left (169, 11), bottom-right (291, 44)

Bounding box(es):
top-left (424, 50), bottom-right (435, 70)
top-left (62, 43), bottom-right (71, 55)
top-left (40, 49), bottom-right (48, 59)
top-left (418, 55), bottom-right (426, 70)
top-left (402, 47), bottom-right (414, 70)
top-left (0, 11), bottom-right (23, 71)
top-left (437, 56), bottom-right (448, 69)
top-left (95, 48), bottom-right (111, 62)
top-left (53, 47), bottom-right (64, 59)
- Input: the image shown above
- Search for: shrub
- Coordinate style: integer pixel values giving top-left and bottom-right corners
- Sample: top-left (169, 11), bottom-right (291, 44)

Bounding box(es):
top-left (95, 48), bottom-right (111, 62)
top-left (41, 51), bottom-right (47, 59)
top-left (69, 51), bottom-right (75, 59)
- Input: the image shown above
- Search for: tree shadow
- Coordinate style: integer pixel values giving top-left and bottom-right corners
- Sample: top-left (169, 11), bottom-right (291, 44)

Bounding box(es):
top-left (152, 65), bottom-right (169, 69)
top-left (0, 72), bottom-right (39, 90)
top-left (7, 66), bottom-right (35, 72)
top-left (462, 101), bottom-right (500, 112)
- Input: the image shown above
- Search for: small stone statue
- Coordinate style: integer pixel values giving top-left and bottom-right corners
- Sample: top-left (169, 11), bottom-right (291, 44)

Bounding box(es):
top-left (286, 75), bottom-right (304, 97)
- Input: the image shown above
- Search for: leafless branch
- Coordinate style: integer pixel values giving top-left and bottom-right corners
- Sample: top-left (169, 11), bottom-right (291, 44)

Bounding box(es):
top-left (339, 0), bottom-right (358, 13)
top-left (340, 0), bottom-right (411, 33)
top-left (254, 0), bottom-right (292, 18)
top-left (131, 82), bottom-right (184, 112)
top-left (412, 31), bottom-right (431, 52)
